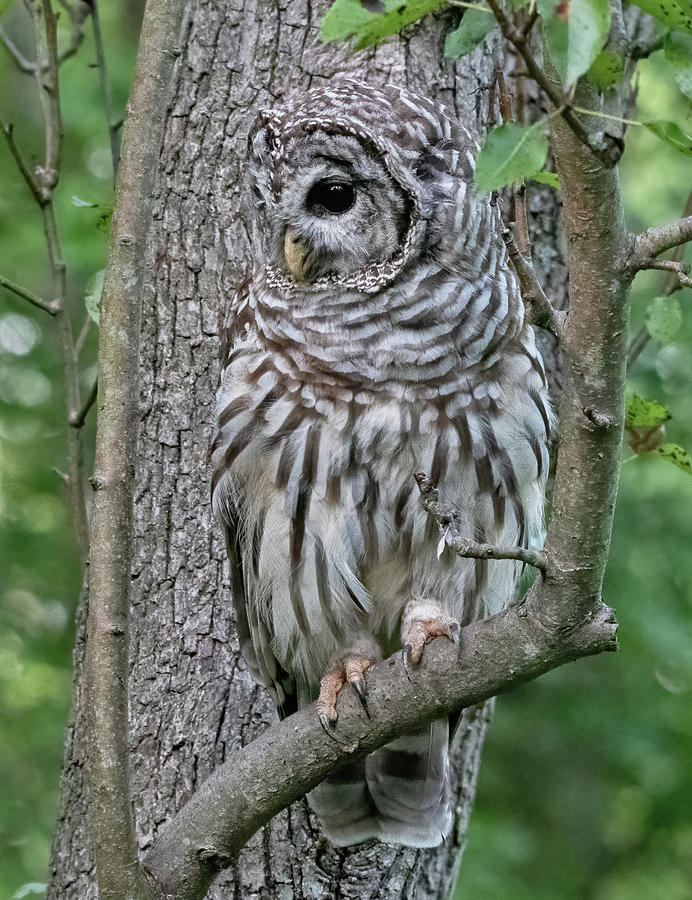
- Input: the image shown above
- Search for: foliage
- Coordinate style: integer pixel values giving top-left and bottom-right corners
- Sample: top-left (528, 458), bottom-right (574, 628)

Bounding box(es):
top-left (474, 122), bottom-right (548, 191)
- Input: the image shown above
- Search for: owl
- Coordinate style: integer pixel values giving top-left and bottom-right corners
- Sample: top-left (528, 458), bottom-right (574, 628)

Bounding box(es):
top-left (211, 80), bottom-right (550, 849)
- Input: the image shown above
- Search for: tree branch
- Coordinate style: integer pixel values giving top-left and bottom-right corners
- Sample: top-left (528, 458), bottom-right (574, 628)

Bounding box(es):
top-left (84, 0), bottom-right (186, 897)
top-left (0, 25), bottom-right (35, 72)
top-left (503, 227), bottom-right (566, 340)
top-left (485, 0), bottom-right (619, 166)
top-left (627, 191), bottom-right (692, 369)
top-left (0, 1), bottom-right (89, 74)
top-left (69, 375), bottom-right (97, 428)
top-left (142, 598), bottom-right (617, 900)
top-left (0, 272), bottom-right (59, 315)
top-left (1, 121), bottom-right (45, 206)
top-left (631, 216), bottom-right (692, 267)
top-left (91, 0), bottom-right (120, 181)
top-left (414, 473), bottom-right (547, 572)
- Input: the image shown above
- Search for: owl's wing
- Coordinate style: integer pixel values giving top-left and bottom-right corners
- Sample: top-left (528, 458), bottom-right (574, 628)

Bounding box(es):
top-left (216, 483), bottom-right (297, 719)
top-left (213, 277), bottom-right (298, 720)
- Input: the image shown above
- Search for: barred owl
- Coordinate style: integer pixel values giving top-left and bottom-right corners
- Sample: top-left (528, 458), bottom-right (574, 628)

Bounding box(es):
top-left (211, 80), bottom-right (550, 849)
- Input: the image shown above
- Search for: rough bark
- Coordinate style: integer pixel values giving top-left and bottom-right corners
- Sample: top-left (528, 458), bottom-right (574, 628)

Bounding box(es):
top-left (48, 2), bottom-right (567, 898)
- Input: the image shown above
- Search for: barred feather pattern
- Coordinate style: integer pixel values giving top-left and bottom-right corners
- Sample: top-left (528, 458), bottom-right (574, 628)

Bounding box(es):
top-left (211, 81), bottom-right (551, 849)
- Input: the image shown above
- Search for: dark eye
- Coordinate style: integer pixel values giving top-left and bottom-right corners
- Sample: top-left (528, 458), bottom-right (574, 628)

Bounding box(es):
top-left (306, 180), bottom-right (356, 215)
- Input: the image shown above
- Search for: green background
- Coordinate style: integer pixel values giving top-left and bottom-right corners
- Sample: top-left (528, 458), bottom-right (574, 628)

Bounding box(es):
top-left (0, 4), bottom-right (691, 898)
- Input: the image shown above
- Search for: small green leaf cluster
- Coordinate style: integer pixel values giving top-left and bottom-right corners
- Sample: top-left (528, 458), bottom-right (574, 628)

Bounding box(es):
top-left (625, 391), bottom-right (692, 476)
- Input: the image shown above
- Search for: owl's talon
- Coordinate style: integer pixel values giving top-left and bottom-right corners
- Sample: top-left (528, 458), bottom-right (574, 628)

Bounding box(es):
top-left (401, 606), bottom-right (460, 669)
top-left (350, 674), bottom-right (370, 717)
top-left (316, 646), bottom-right (380, 727)
top-left (402, 643), bottom-right (414, 674)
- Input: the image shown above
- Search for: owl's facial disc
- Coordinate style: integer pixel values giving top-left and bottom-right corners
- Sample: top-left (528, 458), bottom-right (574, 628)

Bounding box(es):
top-left (284, 177), bottom-right (358, 280)
top-left (268, 132), bottom-right (410, 285)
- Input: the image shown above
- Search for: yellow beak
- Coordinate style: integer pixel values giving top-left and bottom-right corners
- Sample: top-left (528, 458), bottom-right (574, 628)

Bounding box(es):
top-left (284, 228), bottom-right (308, 281)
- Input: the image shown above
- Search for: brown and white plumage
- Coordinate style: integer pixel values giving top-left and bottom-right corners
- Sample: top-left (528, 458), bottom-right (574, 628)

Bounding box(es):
top-left (211, 80), bottom-right (550, 848)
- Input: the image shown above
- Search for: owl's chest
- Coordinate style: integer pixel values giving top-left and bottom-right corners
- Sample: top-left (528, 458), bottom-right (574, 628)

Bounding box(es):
top-left (216, 350), bottom-right (499, 514)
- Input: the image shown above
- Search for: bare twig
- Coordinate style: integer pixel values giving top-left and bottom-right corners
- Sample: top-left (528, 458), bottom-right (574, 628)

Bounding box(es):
top-left (91, 0), bottom-right (120, 181)
top-left (75, 313), bottom-right (93, 357)
top-left (0, 2), bottom-right (89, 74)
top-left (415, 473), bottom-right (548, 572)
top-left (1, 122), bottom-right (45, 206)
top-left (627, 192), bottom-right (692, 369)
top-left (485, 0), bottom-right (618, 166)
top-left (0, 273), bottom-right (59, 315)
top-left (0, 26), bottom-right (35, 72)
top-left (503, 227), bottom-right (566, 339)
top-left (632, 215), bottom-right (692, 266)
top-left (70, 376), bottom-right (98, 428)
top-left (642, 258), bottom-right (692, 288)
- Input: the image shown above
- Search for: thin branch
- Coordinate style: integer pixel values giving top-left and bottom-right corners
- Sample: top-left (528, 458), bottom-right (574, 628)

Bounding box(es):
top-left (1, 122), bottom-right (45, 206)
top-left (0, 1), bottom-right (89, 74)
top-left (75, 313), bottom-right (92, 357)
top-left (484, 0), bottom-right (619, 166)
top-left (91, 0), bottom-right (120, 181)
top-left (142, 598), bottom-right (616, 899)
top-left (643, 258), bottom-right (692, 288)
top-left (0, 273), bottom-right (59, 315)
top-left (503, 227), bottom-right (566, 340)
top-left (632, 215), bottom-right (692, 266)
top-left (415, 473), bottom-right (548, 572)
top-left (30, 0), bottom-right (61, 194)
top-left (0, 26), bottom-right (35, 72)
top-left (69, 376), bottom-right (98, 428)
top-left (627, 192), bottom-right (692, 369)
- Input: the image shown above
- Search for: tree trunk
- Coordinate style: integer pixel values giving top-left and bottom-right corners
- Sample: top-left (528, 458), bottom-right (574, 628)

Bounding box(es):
top-left (48, 2), bottom-right (563, 897)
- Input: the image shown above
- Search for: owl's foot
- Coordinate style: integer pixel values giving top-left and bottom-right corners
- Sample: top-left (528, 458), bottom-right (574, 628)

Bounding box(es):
top-left (316, 643), bottom-right (382, 731)
top-left (401, 599), bottom-right (460, 670)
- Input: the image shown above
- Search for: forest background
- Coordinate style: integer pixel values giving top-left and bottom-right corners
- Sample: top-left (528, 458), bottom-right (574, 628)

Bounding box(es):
top-left (0, 0), bottom-right (691, 897)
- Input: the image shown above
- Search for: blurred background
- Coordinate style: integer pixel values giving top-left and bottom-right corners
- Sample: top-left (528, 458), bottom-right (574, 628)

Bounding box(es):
top-left (0, 3), bottom-right (690, 898)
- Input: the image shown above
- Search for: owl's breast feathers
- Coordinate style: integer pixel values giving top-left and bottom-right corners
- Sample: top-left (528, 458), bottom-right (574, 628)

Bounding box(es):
top-left (211, 309), bottom-right (550, 693)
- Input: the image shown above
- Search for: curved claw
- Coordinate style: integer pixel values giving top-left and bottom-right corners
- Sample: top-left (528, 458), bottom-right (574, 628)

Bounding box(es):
top-left (402, 643), bottom-right (414, 679)
top-left (319, 711), bottom-right (341, 741)
top-left (350, 674), bottom-right (370, 718)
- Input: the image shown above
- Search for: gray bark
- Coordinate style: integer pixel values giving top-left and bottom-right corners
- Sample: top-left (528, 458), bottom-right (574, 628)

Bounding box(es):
top-left (48, 2), bottom-right (565, 897)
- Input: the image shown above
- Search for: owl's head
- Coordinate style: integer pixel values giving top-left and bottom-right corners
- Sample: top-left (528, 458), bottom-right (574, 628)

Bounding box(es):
top-left (246, 81), bottom-right (476, 294)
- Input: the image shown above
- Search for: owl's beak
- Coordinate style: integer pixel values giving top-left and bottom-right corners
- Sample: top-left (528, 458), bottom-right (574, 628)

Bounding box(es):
top-left (284, 228), bottom-right (309, 282)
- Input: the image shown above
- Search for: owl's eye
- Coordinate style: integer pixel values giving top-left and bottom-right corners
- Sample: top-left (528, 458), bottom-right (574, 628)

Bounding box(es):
top-left (305, 179), bottom-right (356, 215)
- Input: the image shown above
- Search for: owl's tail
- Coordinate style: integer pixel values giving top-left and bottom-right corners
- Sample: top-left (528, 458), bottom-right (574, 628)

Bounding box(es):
top-left (308, 719), bottom-right (452, 848)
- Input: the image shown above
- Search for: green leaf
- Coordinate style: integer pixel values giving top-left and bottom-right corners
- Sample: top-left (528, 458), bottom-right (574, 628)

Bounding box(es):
top-left (625, 392), bottom-right (671, 429)
top-left (644, 120), bottom-right (692, 156)
top-left (538, 0), bottom-right (611, 85)
top-left (13, 886), bottom-right (47, 900)
top-left (474, 122), bottom-right (548, 192)
top-left (646, 296), bottom-right (683, 344)
top-left (590, 49), bottom-right (625, 89)
top-left (444, 7), bottom-right (497, 58)
top-left (658, 442), bottom-right (692, 473)
top-left (531, 169), bottom-right (560, 187)
top-left (630, 0), bottom-right (692, 36)
top-left (72, 195), bottom-right (99, 208)
top-left (85, 269), bottom-right (105, 324)
top-left (665, 30), bottom-right (692, 98)
top-left (320, 0), bottom-right (444, 48)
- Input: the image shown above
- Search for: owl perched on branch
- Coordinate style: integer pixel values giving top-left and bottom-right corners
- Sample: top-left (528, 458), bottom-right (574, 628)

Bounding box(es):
top-left (211, 80), bottom-right (550, 849)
